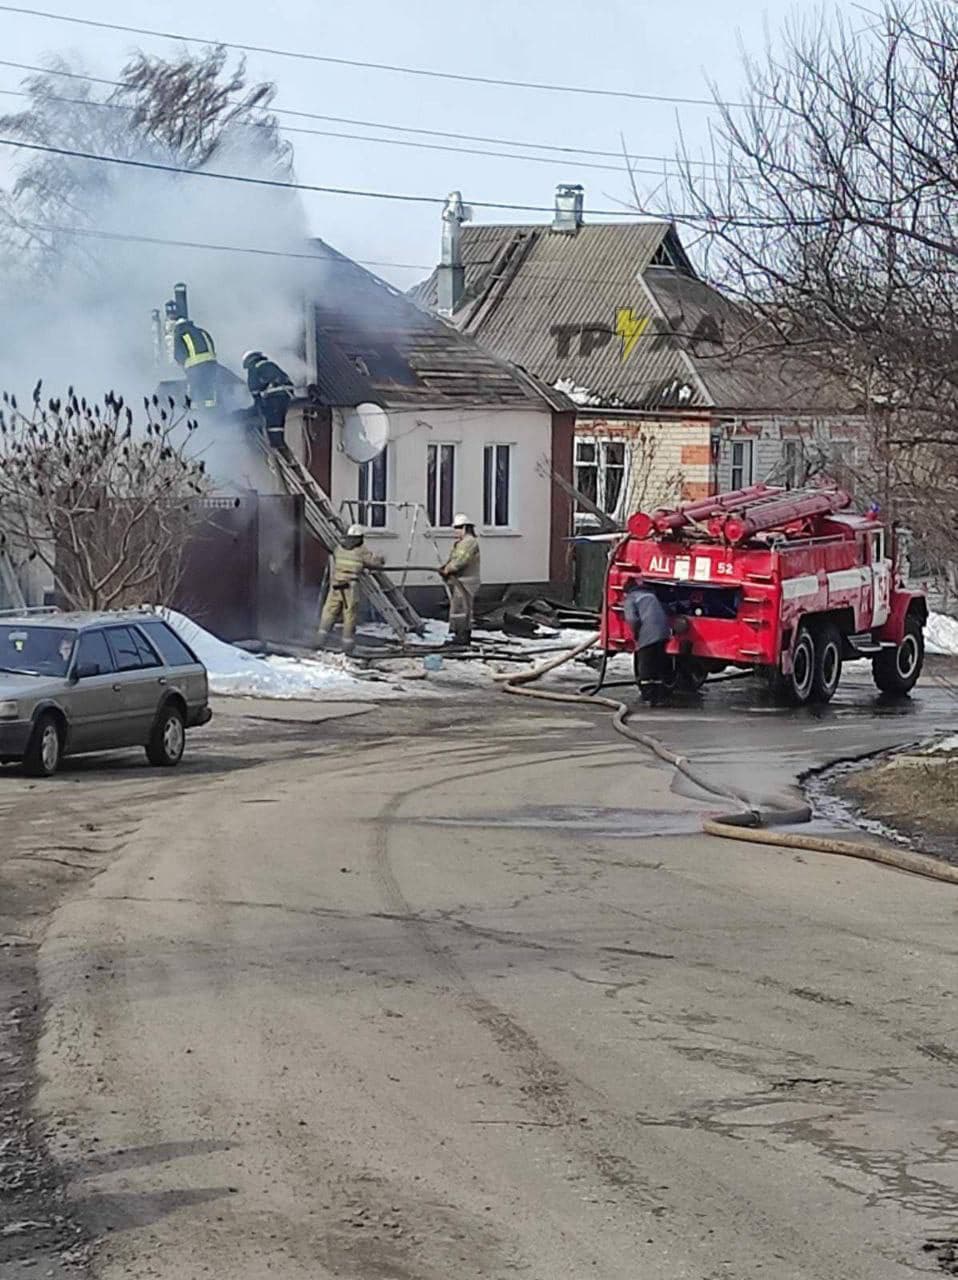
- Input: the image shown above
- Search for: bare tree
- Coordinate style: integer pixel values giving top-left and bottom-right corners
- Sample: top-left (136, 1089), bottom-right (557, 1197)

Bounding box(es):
top-left (0, 385), bottom-right (211, 610)
top-left (0, 46), bottom-right (290, 277)
top-left (677, 0), bottom-right (958, 576)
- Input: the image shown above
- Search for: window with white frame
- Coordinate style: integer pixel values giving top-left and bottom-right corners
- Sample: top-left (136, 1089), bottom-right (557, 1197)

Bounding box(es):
top-left (357, 447), bottom-right (388, 528)
top-left (574, 438), bottom-right (626, 521)
top-left (730, 439), bottom-right (754, 491)
top-left (426, 442), bottom-right (456, 527)
top-left (483, 444), bottom-right (512, 527)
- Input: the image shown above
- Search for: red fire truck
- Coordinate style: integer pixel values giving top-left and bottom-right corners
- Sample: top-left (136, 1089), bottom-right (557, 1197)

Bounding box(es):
top-left (601, 484), bottom-right (927, 704)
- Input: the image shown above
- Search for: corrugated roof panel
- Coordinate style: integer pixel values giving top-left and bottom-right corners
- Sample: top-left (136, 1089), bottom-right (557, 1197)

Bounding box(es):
top-left (412, 221), bottom-right (854, 413)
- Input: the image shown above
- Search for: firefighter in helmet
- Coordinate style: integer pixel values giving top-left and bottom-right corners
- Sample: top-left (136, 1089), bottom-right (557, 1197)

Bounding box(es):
top-left (173, 317), bottom-right (219, 409)
top-left (439, 514), bottom-right (481, 646)
top-left (317, 525), bottom-right (385, 655)
top-left (243, 350), bottom-right (295, 448)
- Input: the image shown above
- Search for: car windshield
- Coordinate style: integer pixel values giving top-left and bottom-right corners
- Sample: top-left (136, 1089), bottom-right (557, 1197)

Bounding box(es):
top-left (0, 624), bottom-right (77, 676)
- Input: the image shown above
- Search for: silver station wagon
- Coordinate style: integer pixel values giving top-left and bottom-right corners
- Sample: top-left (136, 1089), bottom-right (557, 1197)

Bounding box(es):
top-left (0, 610), bottom-right (212, 777)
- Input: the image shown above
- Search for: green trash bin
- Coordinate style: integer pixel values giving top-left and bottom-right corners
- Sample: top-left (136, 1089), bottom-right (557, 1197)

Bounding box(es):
top-left (573, 540), bottom-right (610, 612)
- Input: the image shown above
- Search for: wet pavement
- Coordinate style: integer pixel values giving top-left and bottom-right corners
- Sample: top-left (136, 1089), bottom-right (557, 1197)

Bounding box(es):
top-left (603, 657), bottom-right (957, 816)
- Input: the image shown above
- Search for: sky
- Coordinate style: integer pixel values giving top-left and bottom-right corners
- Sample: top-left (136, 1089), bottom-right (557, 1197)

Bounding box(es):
top-left (0, 0), bottom-right (870, 291)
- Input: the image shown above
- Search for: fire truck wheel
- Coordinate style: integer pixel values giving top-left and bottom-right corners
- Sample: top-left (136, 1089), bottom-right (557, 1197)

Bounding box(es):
top-left (811, 623), bottom-right (843, 703)
top-left (873, 615), bottom-right (924, 695)
top-left (783, 625), bottom-right (816, 706)
top-left (674, 657), bottom-right (710, 692)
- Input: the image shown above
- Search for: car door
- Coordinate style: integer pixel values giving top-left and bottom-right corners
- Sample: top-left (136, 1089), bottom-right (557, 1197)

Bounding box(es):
top-left (103, 625), bottom-right (166, 746)
top-left (64, 628), bottom-right (122, 753)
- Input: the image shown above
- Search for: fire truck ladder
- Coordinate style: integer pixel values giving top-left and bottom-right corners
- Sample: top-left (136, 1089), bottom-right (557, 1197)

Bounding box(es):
top-left (258, 437), bottom-right (424, 640)
top-left (707, 486), bottom-right (851, 544)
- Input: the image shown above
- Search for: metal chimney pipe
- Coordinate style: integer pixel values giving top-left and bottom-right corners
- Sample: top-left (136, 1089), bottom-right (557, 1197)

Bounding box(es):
top-left (173, 282), bottom-right (189, 320)
top-left (552, 184), bottom-right (584, 234)
top-left (438, 191), bottom-right (467, 316)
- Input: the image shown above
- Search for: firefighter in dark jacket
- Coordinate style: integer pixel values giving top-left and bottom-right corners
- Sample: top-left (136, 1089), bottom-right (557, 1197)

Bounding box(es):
top-left (173, 318), bottom-right (218, 409)
top-left (623, 576), bottom-right (673, 704)
top-left (243, 351), bottom-right (295, 447)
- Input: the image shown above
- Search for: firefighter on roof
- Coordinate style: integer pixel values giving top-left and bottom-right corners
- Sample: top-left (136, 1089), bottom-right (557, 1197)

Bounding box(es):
top-left (317, 525), bottom-right (385, 655)
top-left (243, 351), bottom-right (295, 447)
top-left (173, 318), bottom-right (219, 409)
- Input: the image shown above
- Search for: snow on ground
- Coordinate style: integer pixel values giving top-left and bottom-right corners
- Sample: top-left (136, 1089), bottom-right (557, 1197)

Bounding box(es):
top-left (927, 610), bottom-right (958, 657)
top-left (158, 609), bottom-right (375, 700)
top-left (156, 609), bottom-right (600, 702)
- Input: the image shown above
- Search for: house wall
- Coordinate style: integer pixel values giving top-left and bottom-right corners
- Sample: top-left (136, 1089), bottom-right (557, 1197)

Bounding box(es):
top-left (714, 414), bottom-right (869, 491)
top-left (573, 413), bottom-right (713, 520)
top-left (328, 404), bottom-right (556, 589)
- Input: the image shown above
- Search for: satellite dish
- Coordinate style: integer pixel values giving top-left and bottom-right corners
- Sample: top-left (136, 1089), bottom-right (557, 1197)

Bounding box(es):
top-left (342, 403), bottom-right (391, 464)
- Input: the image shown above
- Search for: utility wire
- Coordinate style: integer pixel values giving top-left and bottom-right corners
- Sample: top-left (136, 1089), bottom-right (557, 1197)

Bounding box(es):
top-left (20, 219), bottom-right (720, 292)
top-left (0, 87), bottom-right (706, 178)
top-left (0, 3), bottom-right (747, 109)
top-left (0, 57), bottom-right (725, 170)
top-left (24, 220), bottom-right (431, 270)
top-left (0, 135), bottom-right (683, 218)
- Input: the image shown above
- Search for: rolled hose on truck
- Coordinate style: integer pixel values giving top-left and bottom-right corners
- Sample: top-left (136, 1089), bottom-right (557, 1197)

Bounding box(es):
top-left (492, 632), bottom-right (958, 887)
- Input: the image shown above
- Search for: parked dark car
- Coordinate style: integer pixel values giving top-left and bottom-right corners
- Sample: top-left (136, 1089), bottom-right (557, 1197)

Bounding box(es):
top-left (0, 610), bottom-right (212, 777)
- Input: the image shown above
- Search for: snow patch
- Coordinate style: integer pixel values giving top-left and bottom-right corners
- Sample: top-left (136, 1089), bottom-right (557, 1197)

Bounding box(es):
top-left (553, 377), bottom-right (622, 409)
top-left (926, 610), bottom-right (958, 657)
top-left (158, 608), bottom-right (366, 700)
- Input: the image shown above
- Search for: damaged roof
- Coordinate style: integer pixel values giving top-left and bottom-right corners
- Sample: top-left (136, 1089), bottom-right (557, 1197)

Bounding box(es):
top-left (307, 239), bottom-right (567, 411)
top-left (413, 220), bottom-right (856, 414)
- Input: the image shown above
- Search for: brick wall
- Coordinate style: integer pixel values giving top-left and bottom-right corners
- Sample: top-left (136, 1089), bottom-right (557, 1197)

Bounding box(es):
top-left (575, 414), bottom-right (713, 518)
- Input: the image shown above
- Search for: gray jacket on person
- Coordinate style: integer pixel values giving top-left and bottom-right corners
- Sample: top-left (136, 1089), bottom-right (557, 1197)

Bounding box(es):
top-left (623, 584), bottom-right (671, 650)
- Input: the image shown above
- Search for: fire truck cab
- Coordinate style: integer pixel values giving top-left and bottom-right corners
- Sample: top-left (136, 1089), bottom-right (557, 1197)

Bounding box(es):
top-left (602, 484), bottom-right (927, 704)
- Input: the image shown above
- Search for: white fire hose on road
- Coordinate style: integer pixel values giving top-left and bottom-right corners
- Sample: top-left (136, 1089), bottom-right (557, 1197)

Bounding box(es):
top-left (493, 633), bottom-right (958, 887)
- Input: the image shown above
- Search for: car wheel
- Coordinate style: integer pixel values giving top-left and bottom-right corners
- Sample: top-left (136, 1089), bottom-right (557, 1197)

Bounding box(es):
top-left (873, 615), bottom-right (924, 695)
top-left (146, 703), bottom-right (186, 767)
top-left (23, 712), bottom-right (62, 778)
top-left (811, 622), bottom-right (843, 703)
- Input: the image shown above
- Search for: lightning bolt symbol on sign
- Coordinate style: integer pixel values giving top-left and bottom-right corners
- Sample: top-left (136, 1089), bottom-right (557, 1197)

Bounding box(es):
top-left (615, 308), bottom-right (650, 361)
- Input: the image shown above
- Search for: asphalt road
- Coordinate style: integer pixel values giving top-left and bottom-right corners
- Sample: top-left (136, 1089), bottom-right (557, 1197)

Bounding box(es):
top-left (2, 664), bottom-right (957, 1279)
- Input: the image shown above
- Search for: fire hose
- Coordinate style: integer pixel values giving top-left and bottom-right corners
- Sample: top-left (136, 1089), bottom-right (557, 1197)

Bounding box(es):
top-left (493, 633), bottom-right (958, 887)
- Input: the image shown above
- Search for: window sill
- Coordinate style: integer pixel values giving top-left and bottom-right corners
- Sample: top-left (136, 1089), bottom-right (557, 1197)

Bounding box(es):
top-left (363, 530), bottom-right (400, 539)
top-left (479, 528), bottom-right (522, 537)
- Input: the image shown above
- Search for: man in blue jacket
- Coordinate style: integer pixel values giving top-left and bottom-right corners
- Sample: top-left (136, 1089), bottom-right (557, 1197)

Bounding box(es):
top-left (623, 576), bottom-right (673, 704)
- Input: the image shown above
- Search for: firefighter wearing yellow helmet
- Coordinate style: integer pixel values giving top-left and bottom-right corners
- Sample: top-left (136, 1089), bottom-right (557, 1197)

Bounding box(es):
top-left (317, 525), bottom-right (385, 655)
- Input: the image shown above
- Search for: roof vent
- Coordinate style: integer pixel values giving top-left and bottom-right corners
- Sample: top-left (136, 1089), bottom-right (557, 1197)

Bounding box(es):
top-left (552, 184), bottom-right (584, 234)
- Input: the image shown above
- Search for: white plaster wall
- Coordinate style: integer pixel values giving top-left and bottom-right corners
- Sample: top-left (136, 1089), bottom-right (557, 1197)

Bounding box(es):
top-left (715, 414), bottom-right (869, 491)
top-left (329, 406), bottom-right (555, 587)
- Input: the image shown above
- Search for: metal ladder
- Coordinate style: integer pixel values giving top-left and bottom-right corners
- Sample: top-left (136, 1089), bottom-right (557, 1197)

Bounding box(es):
top-left (259, 437), bottom-right (424, 640)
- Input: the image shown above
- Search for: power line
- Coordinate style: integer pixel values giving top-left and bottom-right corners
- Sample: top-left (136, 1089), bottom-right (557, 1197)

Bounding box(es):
top-left (0, 85), bottom-right (720, 180)
top-left (20, 219), bottom-right (717, 291)
top-left (0, 135), bottom-right (679, 217)
top-left (24, 220), bottom-right (432, 270)
top-left (0, 4), bottom-right (746, 110)
top-left (0, 57), bottom-right (723, 171)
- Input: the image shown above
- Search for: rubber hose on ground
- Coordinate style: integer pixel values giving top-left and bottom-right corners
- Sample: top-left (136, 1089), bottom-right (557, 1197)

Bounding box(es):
top-left (494, 634), bottom-right (958, 886)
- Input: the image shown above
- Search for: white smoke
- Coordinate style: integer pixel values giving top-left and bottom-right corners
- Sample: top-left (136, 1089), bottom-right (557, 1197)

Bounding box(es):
top-left (0, 68), bottom-right (324, 478)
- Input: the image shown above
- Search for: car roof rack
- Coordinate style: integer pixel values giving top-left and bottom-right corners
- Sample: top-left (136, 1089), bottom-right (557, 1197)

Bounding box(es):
top-left (0, 605), bottom-right (63, 618)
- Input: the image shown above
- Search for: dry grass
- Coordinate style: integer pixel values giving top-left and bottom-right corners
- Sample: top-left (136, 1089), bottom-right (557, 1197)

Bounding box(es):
top-left (840, 755), bottom-right (958, 840)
